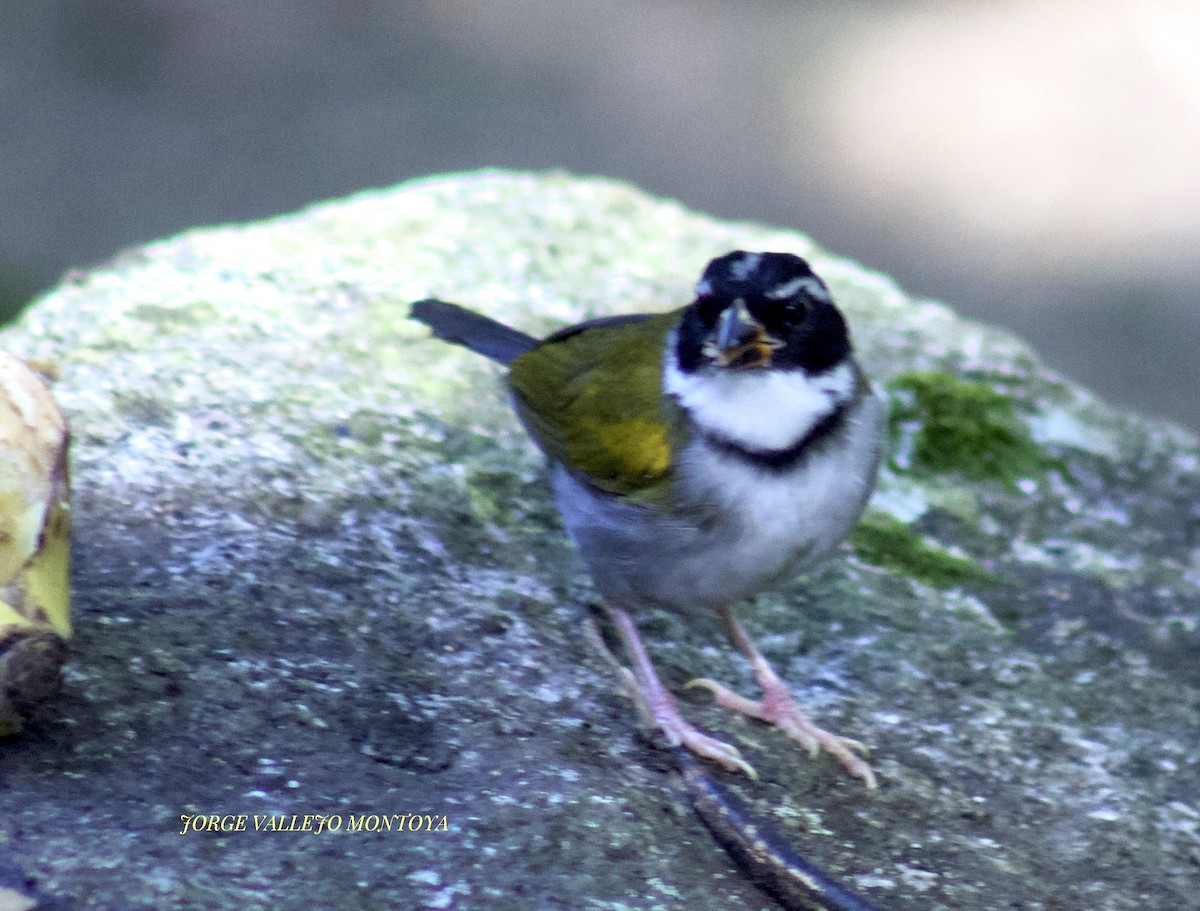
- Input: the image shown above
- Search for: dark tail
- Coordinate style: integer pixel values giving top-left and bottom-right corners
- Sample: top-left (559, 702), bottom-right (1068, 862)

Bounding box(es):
top-left (410, 299), bottom-right (537, 366)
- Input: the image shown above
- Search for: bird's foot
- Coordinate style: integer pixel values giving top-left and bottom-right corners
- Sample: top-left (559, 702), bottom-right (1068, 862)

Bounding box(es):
top-left (586, 612), bottom-right (758, 779)
top-left (686, 673), bottom-right (876, 789)
top-left (648, 690), bottom-right (759, 780)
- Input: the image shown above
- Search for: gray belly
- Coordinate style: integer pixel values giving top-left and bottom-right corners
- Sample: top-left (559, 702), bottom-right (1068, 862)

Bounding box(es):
top-left (550, 393), bottom-right (884, 613)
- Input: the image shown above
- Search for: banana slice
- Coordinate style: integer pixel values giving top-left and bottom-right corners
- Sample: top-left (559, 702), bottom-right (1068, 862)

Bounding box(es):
top-left (0, 353), bottom-right (70, 736)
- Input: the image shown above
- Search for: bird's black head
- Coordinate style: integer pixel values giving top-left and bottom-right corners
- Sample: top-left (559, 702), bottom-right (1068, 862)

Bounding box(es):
top-left (674, 251), bottom-right (850, 375)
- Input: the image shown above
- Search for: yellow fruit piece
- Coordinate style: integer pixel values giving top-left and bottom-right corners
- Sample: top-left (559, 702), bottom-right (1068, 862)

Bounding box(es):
top-left (0, 352), bottom-right (70, 736)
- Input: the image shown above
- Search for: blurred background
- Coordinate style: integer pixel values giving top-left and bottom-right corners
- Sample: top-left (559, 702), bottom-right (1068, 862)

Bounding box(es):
top-left (2, 0), bottom-right (1197, 430)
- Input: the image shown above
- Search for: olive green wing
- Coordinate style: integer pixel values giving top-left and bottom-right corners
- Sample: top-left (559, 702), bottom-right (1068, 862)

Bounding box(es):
top-left (508, 310), bottom-right (683, 499)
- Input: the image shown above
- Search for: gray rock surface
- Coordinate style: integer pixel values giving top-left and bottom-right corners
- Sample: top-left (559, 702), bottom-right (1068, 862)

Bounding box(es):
top-left (0, 171), bottom-right (1197, 910)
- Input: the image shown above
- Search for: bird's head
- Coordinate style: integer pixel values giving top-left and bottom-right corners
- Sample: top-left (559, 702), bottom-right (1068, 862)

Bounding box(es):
top-left (673, 251), bottom-right (850, 377)
top-left (666, 251), bottom-right (859, 454)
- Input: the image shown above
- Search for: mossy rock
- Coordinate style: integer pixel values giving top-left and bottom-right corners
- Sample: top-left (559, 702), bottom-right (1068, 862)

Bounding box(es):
top-left (0, 171), bottom-right (1195, 911)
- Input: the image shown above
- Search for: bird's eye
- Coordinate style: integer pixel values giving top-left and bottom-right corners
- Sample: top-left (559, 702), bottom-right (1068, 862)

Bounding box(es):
top-left (696, 296), bottom-right (727, 325)
top-left (783, 298), bottom-right (809, 324)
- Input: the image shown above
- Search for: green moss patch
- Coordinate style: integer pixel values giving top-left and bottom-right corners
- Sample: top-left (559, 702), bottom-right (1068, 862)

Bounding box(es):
top-left (851, 511), bottom-right (995, 589)
top-left (887, 370), bottom-right (1054, 485)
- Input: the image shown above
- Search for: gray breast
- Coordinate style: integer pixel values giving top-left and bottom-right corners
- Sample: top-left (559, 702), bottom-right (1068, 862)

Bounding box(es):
top-left (550, 390), bottom-right (885, 614)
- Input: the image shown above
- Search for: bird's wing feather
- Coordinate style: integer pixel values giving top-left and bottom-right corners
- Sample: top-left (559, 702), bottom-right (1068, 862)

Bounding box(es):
top-left (508, 310), bottom-right (683, 499)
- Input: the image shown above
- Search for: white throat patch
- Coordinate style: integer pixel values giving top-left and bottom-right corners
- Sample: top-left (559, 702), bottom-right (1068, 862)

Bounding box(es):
top-left (663, 336), bottom-right (855, 451)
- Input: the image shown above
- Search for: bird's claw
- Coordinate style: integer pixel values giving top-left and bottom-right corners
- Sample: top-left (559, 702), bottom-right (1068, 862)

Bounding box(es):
top-left (686, 675), bottom-right (877, 788)
top-left (661, 719), bottom-right (759, 780)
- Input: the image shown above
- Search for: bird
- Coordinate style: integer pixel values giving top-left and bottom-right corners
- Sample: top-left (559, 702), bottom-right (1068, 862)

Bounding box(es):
top-left (410, 250), bottom-right (885, 787)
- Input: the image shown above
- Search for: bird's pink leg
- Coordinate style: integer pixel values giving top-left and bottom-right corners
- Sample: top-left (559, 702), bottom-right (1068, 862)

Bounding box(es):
top-left (602, 605), bottom-right (758, 779)
top-left (687, 606), bottom-right (877, 788)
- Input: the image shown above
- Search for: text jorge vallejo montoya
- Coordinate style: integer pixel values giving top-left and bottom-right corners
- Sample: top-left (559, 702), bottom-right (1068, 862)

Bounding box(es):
top-left (179, 813), bottom-right (450, 836)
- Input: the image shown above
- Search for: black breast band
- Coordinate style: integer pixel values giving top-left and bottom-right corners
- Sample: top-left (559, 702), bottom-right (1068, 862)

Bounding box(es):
top-left (702, 399), bottom-right (850, 472)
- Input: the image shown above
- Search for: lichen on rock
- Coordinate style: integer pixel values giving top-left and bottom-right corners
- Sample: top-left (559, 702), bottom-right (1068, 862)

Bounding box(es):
top-left (0, 171), bottom-right (1195, 911)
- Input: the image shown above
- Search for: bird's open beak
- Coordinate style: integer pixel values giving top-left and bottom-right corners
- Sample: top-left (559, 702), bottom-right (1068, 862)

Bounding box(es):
top-left (704, 300), bottom-right (783, 370)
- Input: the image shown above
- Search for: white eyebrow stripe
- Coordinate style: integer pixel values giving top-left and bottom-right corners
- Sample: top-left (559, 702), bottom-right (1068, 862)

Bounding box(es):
top-left (765, 276), bottom-right (830, 301)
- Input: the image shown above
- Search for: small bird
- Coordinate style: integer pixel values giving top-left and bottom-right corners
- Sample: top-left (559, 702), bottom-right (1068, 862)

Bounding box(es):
top-left (411, 251), bottom-right (885, 786)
